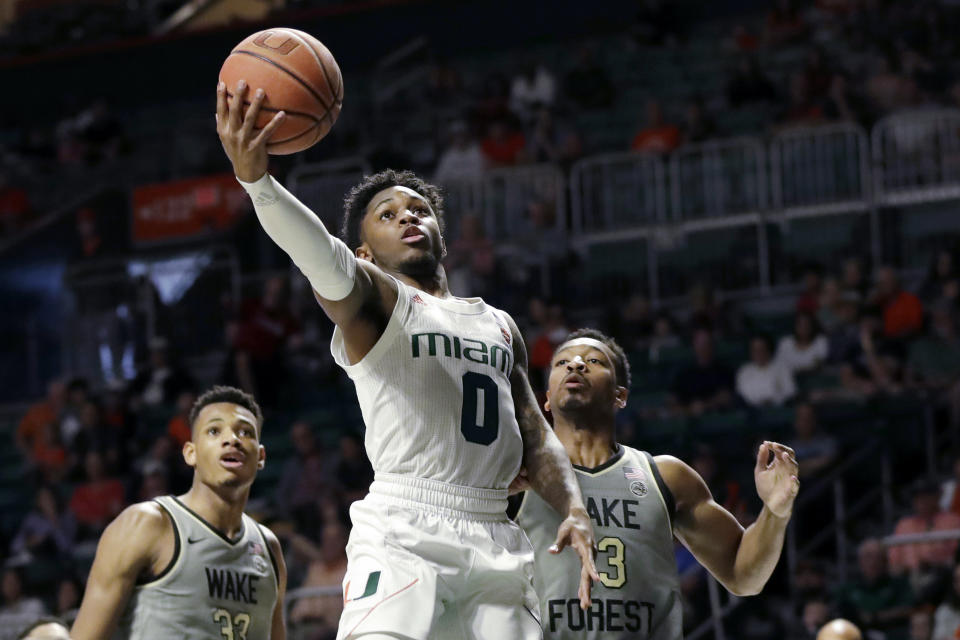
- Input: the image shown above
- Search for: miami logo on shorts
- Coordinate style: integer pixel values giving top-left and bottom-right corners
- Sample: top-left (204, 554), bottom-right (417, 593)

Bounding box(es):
top-left (343, 571), bottom-right (381, 604)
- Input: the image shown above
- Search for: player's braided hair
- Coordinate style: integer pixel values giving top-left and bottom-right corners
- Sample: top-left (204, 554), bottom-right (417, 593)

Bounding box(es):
top-left (341, 169), bottom-right (445, 250)
top-left (561, 328), bottom-right (632, 390)
top-left (188, 385), bottom-right (264, 436)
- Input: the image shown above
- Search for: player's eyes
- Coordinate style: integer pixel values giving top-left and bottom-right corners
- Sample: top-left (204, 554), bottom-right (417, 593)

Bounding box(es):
top-left (380, 211), bottom-right (393, 220)
top-left (207, 427), bottom-right (219, 436)
top-left (414, 207), bottom-right (429, 216)
top-left (589, 358), bottom-right (602, 364)
top-left (555, 359), bottom-right (567, 366)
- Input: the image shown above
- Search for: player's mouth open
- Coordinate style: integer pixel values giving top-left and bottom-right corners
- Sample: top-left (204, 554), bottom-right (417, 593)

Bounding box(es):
top-left (563, 375), bottom-right (587, 389)
top-left (220, 452), bottom-right (246, 468)
top-left (401, 226), bottom-right (426, 244)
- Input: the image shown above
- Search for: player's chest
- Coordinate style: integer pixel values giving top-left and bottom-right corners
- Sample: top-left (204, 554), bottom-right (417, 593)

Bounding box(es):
top-left (404, 307), bottom-right (514, 377)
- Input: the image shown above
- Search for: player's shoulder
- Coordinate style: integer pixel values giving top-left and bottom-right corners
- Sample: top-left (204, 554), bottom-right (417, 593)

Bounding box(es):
top-left (108, 501), bottom-right (172, 539)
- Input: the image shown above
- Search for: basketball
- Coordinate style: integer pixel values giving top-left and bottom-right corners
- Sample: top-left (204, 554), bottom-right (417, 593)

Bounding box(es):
top-left (219, 28), bottom-right (343, 155)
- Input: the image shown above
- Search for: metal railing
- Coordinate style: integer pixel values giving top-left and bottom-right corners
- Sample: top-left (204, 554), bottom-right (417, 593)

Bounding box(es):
top-left (872, 108), bottom-right (960, 205)
top-left (670, 137), bottom-right (766, 223)
top-left (570, 151), bottom-right (666, 236)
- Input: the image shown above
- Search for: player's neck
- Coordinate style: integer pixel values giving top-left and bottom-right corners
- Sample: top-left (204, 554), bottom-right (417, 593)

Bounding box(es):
top-left (180, 480), bottom-right (249, 540)
top-left (552, 413), bottom-right (617, 469)
top-left (392, 265), bottom-right (452, 299)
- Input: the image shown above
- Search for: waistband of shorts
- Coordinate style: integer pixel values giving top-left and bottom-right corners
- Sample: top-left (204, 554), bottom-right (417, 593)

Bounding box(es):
top-left (368, 473), bottom-right (508, 520)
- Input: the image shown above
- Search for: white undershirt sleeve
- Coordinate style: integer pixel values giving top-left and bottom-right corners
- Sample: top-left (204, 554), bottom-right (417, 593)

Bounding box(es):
top-left (238, 173), bottom-right (356, 301)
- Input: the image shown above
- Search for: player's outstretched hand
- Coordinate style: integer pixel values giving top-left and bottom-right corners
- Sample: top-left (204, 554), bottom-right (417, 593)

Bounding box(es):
top-left (755, 441), bottom-right (800, 519)
top-left (215, 80), bottom-right (286, 183)
top-left (550, 510), bottom-right (600, 610)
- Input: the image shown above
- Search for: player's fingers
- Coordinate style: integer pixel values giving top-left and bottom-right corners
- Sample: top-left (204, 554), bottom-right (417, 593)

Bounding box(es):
top-left (756, 442), bottom-right (769, 472)
top-left (229, 79), bottom-right (247, 131)
top-left (241, 88), bottom-right (266, 139)
top-left (579, 568), bottom-right (593, 610)
top-left (250, 111), bottom-right (286, 149)
top-left (216, 82), bottom-right (228, 132)
top-left (550, 528), bottom-right (569, 554)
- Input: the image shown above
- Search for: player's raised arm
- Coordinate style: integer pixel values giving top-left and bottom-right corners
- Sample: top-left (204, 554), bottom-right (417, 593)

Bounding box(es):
top-left (215, 81), bottom-right (396, 338)
top-left (504, 314), bottom-right (600, 609)
top-left (658, 441), bottom-right (800, 596)
top-left (71, 503), bottom-right (171, 640)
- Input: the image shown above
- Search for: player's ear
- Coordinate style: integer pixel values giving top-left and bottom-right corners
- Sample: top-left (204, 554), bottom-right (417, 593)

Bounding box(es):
top-left (182, 440), bottom-right (197, 468)
top-left (543, 390), bottom-right (551, 413)
top-left (355, 242), bottom-right (375, 264)
top-left (439, 234), bottom-right (447, 259)
top-left (614, 385), bottom-right (628, 409)
top-left (257, 444), bottom-right (265, 470)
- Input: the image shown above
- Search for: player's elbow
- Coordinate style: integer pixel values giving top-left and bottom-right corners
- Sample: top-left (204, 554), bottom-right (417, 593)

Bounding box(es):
top-left (727, 582), bottom-right (763, 597)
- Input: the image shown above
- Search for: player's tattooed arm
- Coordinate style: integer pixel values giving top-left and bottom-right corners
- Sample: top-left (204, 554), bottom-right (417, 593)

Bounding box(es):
top-left (504, 313), bottom-right (600, 609)
top-left (657, 441), bottom-right (799, 597)
top-left (71, 502), bottom-right (173, 640)
top-left (260, 526), bottom-right (288, 640)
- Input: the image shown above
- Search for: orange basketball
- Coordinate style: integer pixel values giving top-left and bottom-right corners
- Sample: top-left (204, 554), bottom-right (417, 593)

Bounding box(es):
top-left (219, 28), bottom-right (343, 155)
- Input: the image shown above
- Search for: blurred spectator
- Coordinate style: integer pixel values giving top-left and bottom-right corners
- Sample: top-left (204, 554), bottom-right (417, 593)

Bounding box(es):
top-left (933, 564), bottom-right (960, 640)
top-left (276, 421), bottom-right (329, 532)
top-left (632, 0), bottom-right (682, 46)
top-left (842, 257), bottom-right (869, 300)
top-left (135, 436), bottom-right (190, 494)
top-left (726, 56), bottom-right (778, 107)
top-left (433, 121), bottom-right (486, 184)
top-left (631, 99), bottom-right (680, 154)
top-left (818, 277), bottom-right (845, 333)
top-left (834, 311), bottom-right (903, 397)
top-left (795, 558), bottom-right (830, 601)
top-left (15, 381), bottom-right (64, 459)
top-left (906, 304), bottom-right (960, 389)
top-left (73, 100), bottom-right (125, 164)
top-left (797, 598), bottom-right (833, 640)
top-left (837, 538), bottom-right (913, 637)
top-left (776, 313), bottom-right (829, 376)
top-left (528, 301), bottom-right (570, 386)
top-left (445, 214), bottom-right (495, 299)
top-left (68, 451), bottom-right (125, 538)
top-left (0, 569), bottom-right (45, 637)
top-left (128, 337), bottom-right (195, 408)
top-left (472, 72), bottom-right (510, 128)
top-left (136, 460), bottom-right (169, 502)
top-left (71, 400), bottom-right (118, 475)
top-left (888, 479), bottom-right (960, 575)
top-left (780, 73), bottom-right (825, 126)
top-left (670, 329), bottom-right (735, 416)
top-left (289, 522), bottom-right (348, 636)
top-left (480, 120), bottom-right (526, 167)
top-left (231, 276), bottom-right (301, 408)
top-left (424, 61), bottom-right (462, 109)
top-left (0, 173), bottom-right (30, 237)
top-left (509, 64), bottom-right (555, 123)
top-left (764, 0), bottom-right (809, 46)
top-left (648, 313), bottom-right (682, 362)
top-left (333, 432), bottom-right (373, 505)
top-left (788, 403), bottom-right (838, 479)
top-left (609, 294), bottom-right (654, 351)
top-left (562, 46), bottom-right (614, 110)
top-left (797, 267), bottom-right (823, 314)
top-left (728, 24), bottom-right (760, 53)
top-left (737, 334), bottom-right (796, 407)
top-left (919, 250), bottom-right (959, 307)
top-left (523, 108), bottom-right (582, 165)
top-left (58, 378), bottom-right (88, 449)
top-left (166, 390), bottom-right (196, 448)
top-left (911, 611), bottom-right (933, 640)
top-left (54, 576), bottom-right (81, 623)
top-left (866, 52), bottom-right (910, 116)
top-left (826, 291), bottom-right (861, 364)
top-left (823, 74), bottom-right (867, 124)
top-left (873, 267), bottom-right (924, 340)
top-left (27, 424), bottom-right (67, 487)
top-left (9, 487), bottom-right (75, 562)
top-left (690, 444), bottom-right (749, 523)
top-left (682, 99), bottom-right (717, 144)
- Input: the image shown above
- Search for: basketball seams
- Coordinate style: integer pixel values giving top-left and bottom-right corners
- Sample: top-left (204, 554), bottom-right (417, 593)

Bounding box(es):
top-left (284, 29), bottom-right (339, 104)
top-left (224, 91), bottom-right (322, 126)
top-left (230, 50), bottom-right (332, 113)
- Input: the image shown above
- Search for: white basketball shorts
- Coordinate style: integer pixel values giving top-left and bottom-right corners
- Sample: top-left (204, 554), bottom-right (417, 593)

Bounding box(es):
top-left (337, 473), bottom-right (542, 640)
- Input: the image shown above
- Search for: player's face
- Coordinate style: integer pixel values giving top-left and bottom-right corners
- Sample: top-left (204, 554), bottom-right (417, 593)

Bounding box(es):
top-left (545, 338), bottom-right (627, 414)
top-left (183, 402), bottom-right (265, 489)
top-left (357, 186), bottom-right (445, 275)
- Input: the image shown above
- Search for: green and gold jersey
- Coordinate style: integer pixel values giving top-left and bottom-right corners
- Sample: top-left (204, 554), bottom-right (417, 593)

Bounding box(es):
top-left (515, 445), bottom-right (682, 639)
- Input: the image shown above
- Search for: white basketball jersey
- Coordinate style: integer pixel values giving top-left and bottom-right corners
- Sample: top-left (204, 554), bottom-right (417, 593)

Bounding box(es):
top-left (331, 278), bottom-right (523, 490)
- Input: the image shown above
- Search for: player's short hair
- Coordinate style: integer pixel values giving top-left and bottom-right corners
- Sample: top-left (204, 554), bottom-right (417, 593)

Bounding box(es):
top-left (188, 385), bottom-right (264, 436)
top-left (559, 328), bottom-right (632, 390)
top-left (16, 617), bottom-right (67, 639)
top-left (341, 169), bottom-right (445, 250)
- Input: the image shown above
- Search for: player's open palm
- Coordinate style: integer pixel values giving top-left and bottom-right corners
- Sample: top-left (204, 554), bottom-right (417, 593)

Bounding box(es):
top-left (215, 80), bottom-right (287, 183)
top-left (550, 511), bottom-right (600, 610)
top-left (754, 441), bottom-right (800, 518)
